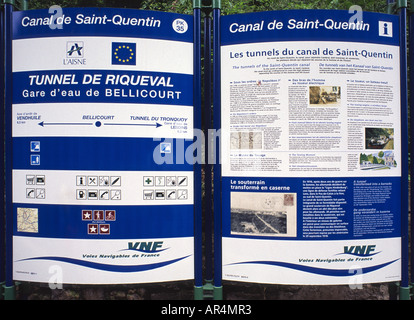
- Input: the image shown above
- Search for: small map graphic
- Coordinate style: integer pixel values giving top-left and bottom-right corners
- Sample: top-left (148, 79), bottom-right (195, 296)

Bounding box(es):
top-left (17, 208), bottom-right (39, 233)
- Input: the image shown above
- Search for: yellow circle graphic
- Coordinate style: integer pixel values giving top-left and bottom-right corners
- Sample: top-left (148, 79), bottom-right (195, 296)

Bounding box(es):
top-left (114, 45), bottom-right (134, 63)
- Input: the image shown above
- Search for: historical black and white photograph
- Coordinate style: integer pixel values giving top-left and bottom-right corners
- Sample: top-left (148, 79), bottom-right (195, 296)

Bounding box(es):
top-left (231, 192), bottom-right (297, 237)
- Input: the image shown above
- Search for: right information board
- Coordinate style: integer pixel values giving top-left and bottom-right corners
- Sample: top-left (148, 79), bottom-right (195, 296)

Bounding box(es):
top-left (220, 10), bottom-right (402, 285)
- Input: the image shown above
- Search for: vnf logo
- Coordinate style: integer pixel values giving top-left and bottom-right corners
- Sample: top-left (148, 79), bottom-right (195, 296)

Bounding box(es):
top-left (344, 244), bottom-right (377, 256)
top-left (379, 21), bottom-right (393, 37)
top-left (112, 42), bottom-right (136, 65)
top-left (66, 41), bottom-right (84, 58)
top-left (126, 241), bottom-right (165, 253)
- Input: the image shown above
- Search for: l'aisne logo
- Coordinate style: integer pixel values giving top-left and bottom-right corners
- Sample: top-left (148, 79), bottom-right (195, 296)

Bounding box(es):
top-left (112, 42), bottom-right (136, 65)
top-left (64, 41), bottom-right (86, 65)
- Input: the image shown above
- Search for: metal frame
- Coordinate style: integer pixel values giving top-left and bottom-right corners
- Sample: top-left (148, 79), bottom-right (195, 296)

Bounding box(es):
top-left (3, 0), bottom-right (14, 300)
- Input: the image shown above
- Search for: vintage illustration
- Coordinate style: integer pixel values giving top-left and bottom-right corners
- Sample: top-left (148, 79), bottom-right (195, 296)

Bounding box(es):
top-left (230, 192), bottom-right (297, 237)
top-left (309, 86), bottom-right (341, 106)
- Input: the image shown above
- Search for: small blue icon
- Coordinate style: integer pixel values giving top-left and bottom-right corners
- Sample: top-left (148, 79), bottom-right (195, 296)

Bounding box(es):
top-left (160, 142), bottom-right (171, 153)
top-left (30, 141), bottom-right (40, 152)
top-left (30, 154), bottom-right (40, 165)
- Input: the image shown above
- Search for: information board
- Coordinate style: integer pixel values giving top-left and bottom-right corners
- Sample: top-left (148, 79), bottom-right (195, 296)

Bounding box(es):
top-left (220, 10), bottom-right (402, 285)
top-left (12, 8), bottom-right (194, 284)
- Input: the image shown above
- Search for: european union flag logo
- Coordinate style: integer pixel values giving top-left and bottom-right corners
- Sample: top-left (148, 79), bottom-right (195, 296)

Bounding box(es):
top-left (112, 42), bottom-right (136, 65)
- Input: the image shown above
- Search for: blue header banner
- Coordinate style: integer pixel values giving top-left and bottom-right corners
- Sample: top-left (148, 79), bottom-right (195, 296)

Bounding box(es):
top-left (13, 7), bottom-right (193, 42)
top-left (221, 10), bottom-right (399, 46)
top-left (13, 70), bottom-right (192, 105)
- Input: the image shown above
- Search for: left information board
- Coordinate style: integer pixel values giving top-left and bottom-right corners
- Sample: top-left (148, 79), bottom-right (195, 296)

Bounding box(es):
top-left (11, 8), bottom-right (194, 284)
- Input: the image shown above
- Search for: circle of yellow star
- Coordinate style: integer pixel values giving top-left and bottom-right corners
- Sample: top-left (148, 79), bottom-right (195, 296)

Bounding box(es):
top-left (114, 45), bottom-right (134, 63)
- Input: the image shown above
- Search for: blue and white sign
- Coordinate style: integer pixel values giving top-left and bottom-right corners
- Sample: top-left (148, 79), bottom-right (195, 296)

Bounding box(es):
top-left (220, 10), bottom-right (402, 285)
top-left (12, 8), bottom-right (194, 284)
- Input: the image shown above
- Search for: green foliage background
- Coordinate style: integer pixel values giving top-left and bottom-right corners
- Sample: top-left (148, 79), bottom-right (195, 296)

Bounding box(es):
top-left (26, 0), bottom-right (388, 14)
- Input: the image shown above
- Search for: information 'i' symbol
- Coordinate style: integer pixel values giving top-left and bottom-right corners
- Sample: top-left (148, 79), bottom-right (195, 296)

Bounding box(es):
top-left (383, 23), bottom-right (388, 35)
